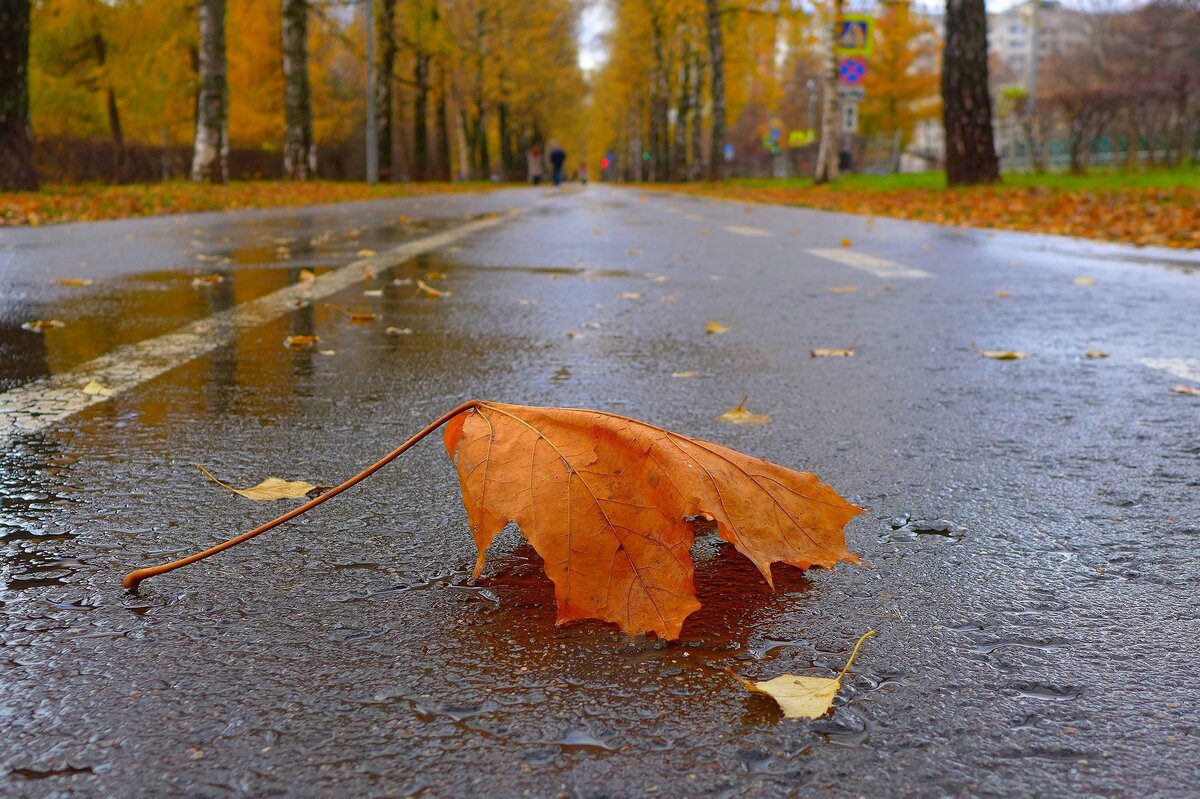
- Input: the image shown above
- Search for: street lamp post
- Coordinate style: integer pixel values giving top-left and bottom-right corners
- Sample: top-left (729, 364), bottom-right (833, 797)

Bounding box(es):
top-left (365, 0), bottom-right (379, 184)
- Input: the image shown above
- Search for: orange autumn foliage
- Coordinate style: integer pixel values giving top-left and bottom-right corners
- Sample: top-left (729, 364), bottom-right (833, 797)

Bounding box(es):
top-left (444, 402), bottom-right (861, 639)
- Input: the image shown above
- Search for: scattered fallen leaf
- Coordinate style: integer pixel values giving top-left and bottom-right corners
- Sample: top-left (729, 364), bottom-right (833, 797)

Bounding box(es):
top-left (647, 274), bottom-right (668, 283)
top-left (620, 292), bottom-right (643, 300)
top-left (53, 278), bottom-right (93, 287)
top-left (980, 350), bottom-right (1027, 360)
top-left (192, 274), bottom-right (224, 286)
top-left (82, 380), bottom-right (114, 397)
top-left (840, 238), bottom-right (853, 247)
top-left (699, 229), bottom-right (709, 237)
top-left (705, 321), bottom-right (730, 335)
top-left (284, 335), bottom-right (318, 349)
top-left (661, 295), bottom-right (678, 302)
top-left (298, 268), bottom-right (317, 283)
top-left (417, 279), bottom-right (451, 298)
top-left (518, 298), bottom-right (539, 306)
top-left (672, 370), bottom-right (699, 378)
top-left (357, 248), bottom-right (377, 257)
top-left (1084, 349), bottom-right (1108, 359)
top-left (425, 271), bottom-right (448, 281)
top-left (731, 630), bottom-right (876, 719)
top-left (392, 277), bottom-right (413, 286)
top-left (1170, 385), bottom-right (1200, 397)
top-left (325, 304), bottom-right (380, 322)
top-left (811, 348), bottom-right (855, 357)
top-left (995, 290), bottom-right (1013, 299)
top-left (21, 319), bottom-right (66, 333)
top-left (386, 326), bottom-right (413, 336)
top-left (1073, 277), bottom-right (1096, 286)
top-left (627, 248), bottom-right (643, 256)
top-left (195, 253), bottom-right (220, 262)
top-left (566, 330), bottom-right (586, 339)
top-left (318, 349), bottom-right (336, 356)
top-left (362, 265), bottom-right (376, 281)
top-left (593, 228), bottom-right (602, 236)
top-left (197, 465), bottom-right (324, 501)
top-left (718, 399), bottom-right (770, 426)
top-left (827, 286), bottom-right (858, 293)
top-left (581, 322), bottom-right (602, 329)
top-left (362, 289), bottom-right (384, 297)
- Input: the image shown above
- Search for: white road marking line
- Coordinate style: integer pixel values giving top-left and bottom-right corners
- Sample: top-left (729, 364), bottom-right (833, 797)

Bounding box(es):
top-left (724, 225), bottom-right (773, 237)
top-left (1140, 357), bottom-right (1200, 383)
top-left (806, 248), bottom-right (931, 279)
top-left (0, 212), bottom-right (516, 442)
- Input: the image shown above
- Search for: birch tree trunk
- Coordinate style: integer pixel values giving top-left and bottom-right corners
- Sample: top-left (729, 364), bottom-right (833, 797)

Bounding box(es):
top-left (814, 0), bottom-right (843, 185)
top-left (282, 0), bottom-right (315, 180)
top-left (704, 0), bottom-right (725, 180)
top-left (377, 0), bottom-right (397, 181)
top-left (0, 0), bottom-right (38, 191)
top-left (942, 0), bottom-right (999, 185)
top-left (191, 0), bottom-right (228, 184)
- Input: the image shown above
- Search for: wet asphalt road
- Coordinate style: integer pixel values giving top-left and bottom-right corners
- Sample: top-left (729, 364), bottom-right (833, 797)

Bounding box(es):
top-left (1, 185), bottom-right (1198, 798)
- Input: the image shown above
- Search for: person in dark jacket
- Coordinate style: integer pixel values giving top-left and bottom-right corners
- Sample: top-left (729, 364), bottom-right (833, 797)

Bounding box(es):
top-left (548, 140), bottom-right (566, 186)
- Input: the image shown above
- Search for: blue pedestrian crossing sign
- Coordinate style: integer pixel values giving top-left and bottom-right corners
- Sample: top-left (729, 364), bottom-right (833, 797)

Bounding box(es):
top-left (835, 15), bottom-right (874, 57)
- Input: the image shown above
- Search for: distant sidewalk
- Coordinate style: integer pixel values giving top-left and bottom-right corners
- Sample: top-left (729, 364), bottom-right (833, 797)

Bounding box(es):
top-left (651, 177), bottom-right (1199, 250)
top-left (0, 181), bottom-right (501, 227)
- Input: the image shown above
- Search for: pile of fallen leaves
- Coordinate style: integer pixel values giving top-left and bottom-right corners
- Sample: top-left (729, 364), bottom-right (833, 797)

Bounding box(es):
top-left (664, 183), bottom-right (1200, 249)
top-left (0, 180), bottom-right (498, 227)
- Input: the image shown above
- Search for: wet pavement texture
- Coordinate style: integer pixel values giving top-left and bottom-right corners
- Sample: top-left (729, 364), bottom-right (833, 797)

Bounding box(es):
top-left (1, 186), bottom-right (1198, 798)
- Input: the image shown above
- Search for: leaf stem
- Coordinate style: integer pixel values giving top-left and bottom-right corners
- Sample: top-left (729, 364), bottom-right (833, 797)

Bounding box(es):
top-left (836, 629), bottom-right (877, 681)
top-left (122, 400), bottom-right (481, 591)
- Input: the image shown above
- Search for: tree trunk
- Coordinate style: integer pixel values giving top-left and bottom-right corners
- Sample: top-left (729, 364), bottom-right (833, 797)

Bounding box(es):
top-left (282, 0), bottom-right (315, 179)
top-left (814, 0), bottom-right (843, 185)
top-left (703, 0), bottom-right (725, 180)
top-left (0, 0), bottom-right (37, 191)
top-left (941, 0), bottom-right (999, 185)
top-left (376, 0), bottom-right (397, 181)
top-left (674, 50), bottom-right (691, 181)
top-left (435, 66), bottom-right (451, 181)
top-left (498, 101), bottom-right (511, 180)
top-left (689, 49), bottom-right (703, 180)
top-left (413, 54), bottom-right (430, 181)
top-left (191, 0), bottom-right (228, 184)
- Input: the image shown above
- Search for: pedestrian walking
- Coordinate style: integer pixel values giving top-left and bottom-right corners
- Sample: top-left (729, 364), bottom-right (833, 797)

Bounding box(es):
top-left (549, 140), bottom-right (566, 186)
top-left (527, 145), bottom-right (544, 185)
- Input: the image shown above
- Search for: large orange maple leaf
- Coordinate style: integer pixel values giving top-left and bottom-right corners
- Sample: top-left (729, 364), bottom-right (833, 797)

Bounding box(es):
top-left (443, 402), bottom-right (861, 639)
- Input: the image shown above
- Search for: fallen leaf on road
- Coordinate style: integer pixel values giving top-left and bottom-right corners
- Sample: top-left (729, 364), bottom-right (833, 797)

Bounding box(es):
top-left (661, 295), bottom-right (678, 302)
top-left (1073, 277), bottom-right (1096, 286)
top-left (417, 279), bottom-right (451, 298)
top-left (980, 350), bottom-right (1027, 360)
top-left (53, 278), bottom-right (93, 287)
top-left (731, 630), bottom-right (875, 719)
top-left (566, 330), bottom-right (586, 339)
top-left (284, 335), bottom-right (318, 349)
top-left (326, 304), bottom-right (381, 322)
top-left (995, 290), bottom-right (1013, 299)
top-left (672, 371), bottom-right (699, 378)
top-left (192, 274), bottom-right (224, 286)
top-left (425, 271), bottom-right (448, 281)
top-left (620, 292), bottom-right (643, 300)
top-left (357, 248), bottom-right (377, 257)
top-left (827, 286), bottom-right (859, 293)
top-left (1084, 349), bottom-right (1108, 359)
top-left (363, 289), bottom-right (383, 297)
top-left (1170, 385), bottom-right (1200, 397)
top-left (392, 277), bottom-right (413, 286)
top-left (627, 248), bottom-right (643, 256)
top-left (840, 239), bottom-right (853, 247)
top-left (518, 298), bottom-right (539, 305)
top-left (319, 349), bottom-right (336, 356)
top-left (82, 380), bottom-right (114, 397)
top-left (811, 348), bottom-right (855, 357)
top-left (386, 326), bottom-right (413, 336)
top-left (718, 399), bottom-right (770, 426)
top-left (298, 268), bottom-right (316, 283)
top-left (197, 465), bottom-right (324, 501)
top-left (21, 320), bottom-right (65, 333)
top-left (706, 321), bottom-right (730, 334)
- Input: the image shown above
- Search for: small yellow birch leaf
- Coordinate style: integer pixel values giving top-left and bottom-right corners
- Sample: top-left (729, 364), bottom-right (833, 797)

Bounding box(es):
top-left (840, 239), bottom-right (853, 248)
top-left (298, 269), bottom-right (316, 283)
top-left (1073, 277), bottom-right (1096, 286)
top-left (284, 335), bottom-right (318, 350)
top-left (627, 248), bottom-right (643, 256)
top-left (980, 350), bottom-right (1027, 360)
top-left (197, 466), bottom-right (323, 501)
top-left (53, 278), bottom-right (93, 287)
top-left (82, 380), bottom-right (115, 397)
top-left (705, 321), bottom-right (730, 335)
top-left (995, 290), bottom-right (1013, 299)
top-left (672, 370), bottom-right (699, 378)
top-left (811, 348), bottom-right (855, 357)
top-left (733, 630), bottom-right (875, 719)
top-left (718, 399), bottom-right (770, 425)
top-left (417, 280), bottom-right (451, 298)
top-left (362, 289), bottom-right (384, 297)
top-left (425, 271), bottom-right (448, 281)
top-left (192, 274), bottom-right (224, 286)
top-left (1084, 350), bottom-right (1108, 359)
top-left (21, 319), bottom-right (66, 333)
top-left (1170, 385), bottom-right (1200, 397)
top-left (386, 326), bottom-right (413, 336)
top-left (620, 292), bottom-right (643, 300)
top-left (827, 286), bottom-right (858, 293)
top-left (357, 248), bottom-right (377, 257)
